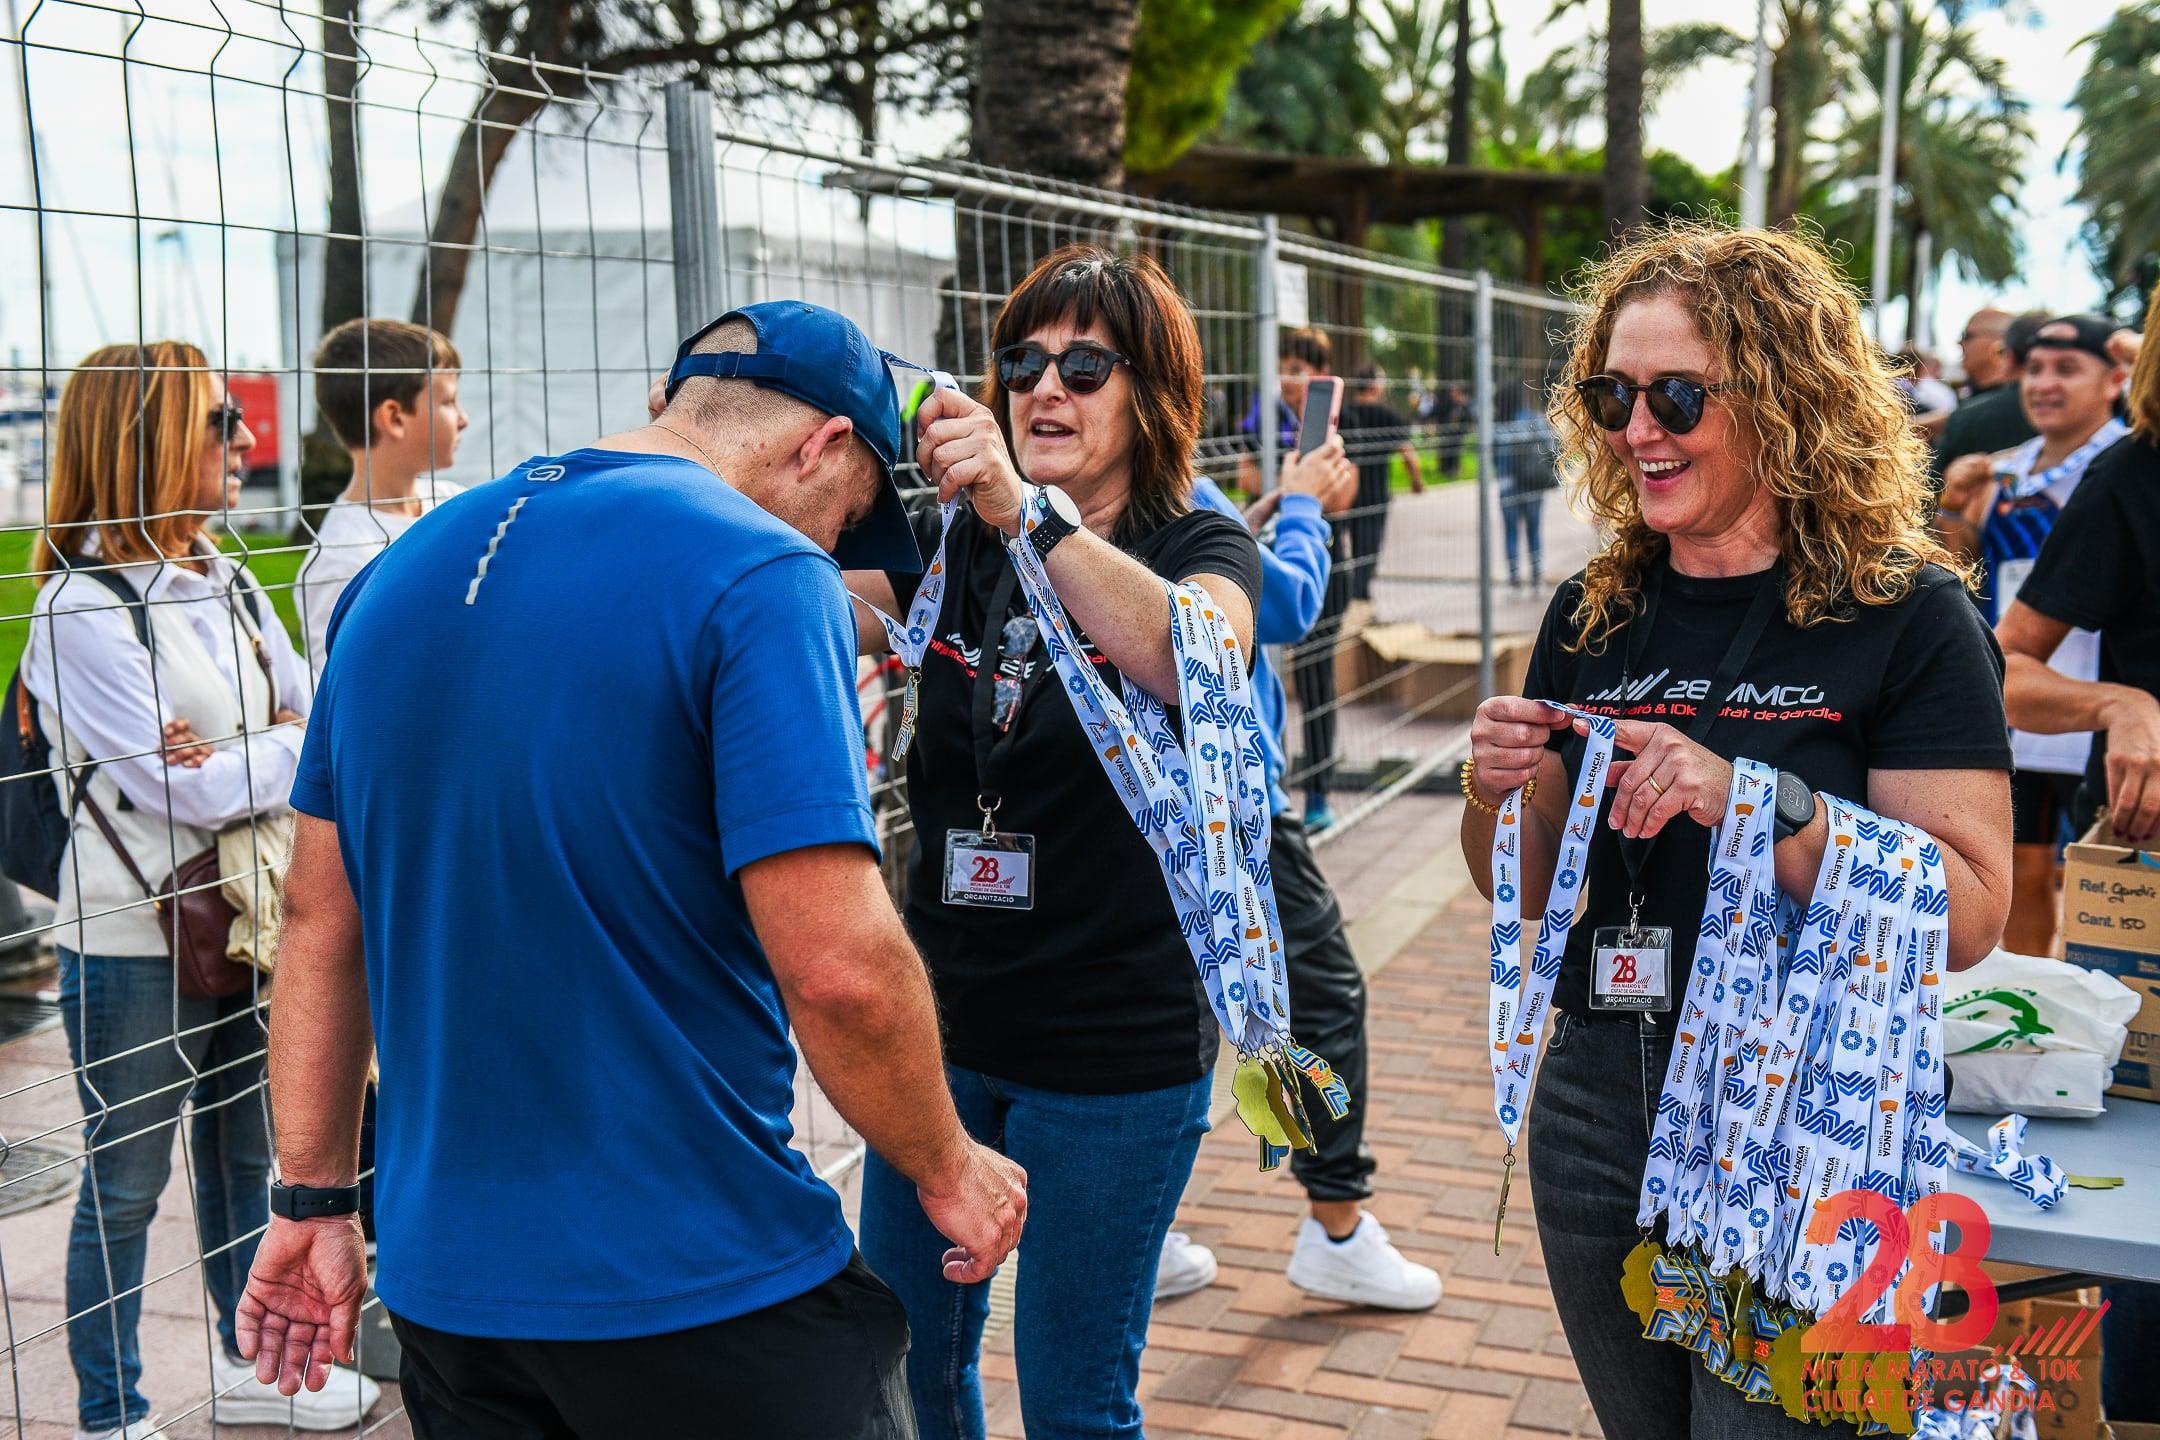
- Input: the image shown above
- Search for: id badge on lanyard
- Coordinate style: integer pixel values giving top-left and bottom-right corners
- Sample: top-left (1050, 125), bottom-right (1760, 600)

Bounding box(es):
top-left (1590, 921), bottom-right (1673, 1011)
top-left (944, 565), bottom-right (1042, 910)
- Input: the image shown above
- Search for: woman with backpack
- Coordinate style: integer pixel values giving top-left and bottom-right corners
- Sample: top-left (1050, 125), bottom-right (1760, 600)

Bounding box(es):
top-left (23, 342), bottom-right (378, 1437)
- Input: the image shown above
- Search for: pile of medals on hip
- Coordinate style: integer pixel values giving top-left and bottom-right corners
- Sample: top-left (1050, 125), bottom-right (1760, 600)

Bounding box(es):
top-left (1489, 707), bottom-right (1957, 1429)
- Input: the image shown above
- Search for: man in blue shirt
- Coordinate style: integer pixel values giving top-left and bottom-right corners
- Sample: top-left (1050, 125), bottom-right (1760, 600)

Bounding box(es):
top-left (1169, 444), bottom-right (1443, 1314)
top-left (237, 302), bottom-right (1026, 1437)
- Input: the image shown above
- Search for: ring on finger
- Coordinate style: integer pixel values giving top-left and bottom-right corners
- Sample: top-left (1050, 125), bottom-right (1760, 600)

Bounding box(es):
top-left (1646, 776), bottom-right (1667, 797)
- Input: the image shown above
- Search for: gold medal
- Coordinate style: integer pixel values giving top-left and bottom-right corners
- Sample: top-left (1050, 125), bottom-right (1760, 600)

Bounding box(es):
top-left (893, 667), bottom-right (922, 761)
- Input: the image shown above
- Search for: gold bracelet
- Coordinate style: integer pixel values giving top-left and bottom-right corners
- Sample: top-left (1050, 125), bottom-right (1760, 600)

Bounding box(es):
top-left (1460, 757), bottom-right (1532, 815)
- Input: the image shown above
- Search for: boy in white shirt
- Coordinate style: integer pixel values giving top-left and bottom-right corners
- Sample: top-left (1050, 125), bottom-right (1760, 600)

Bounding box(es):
top-left (300, 319), bottom-right (470, 677)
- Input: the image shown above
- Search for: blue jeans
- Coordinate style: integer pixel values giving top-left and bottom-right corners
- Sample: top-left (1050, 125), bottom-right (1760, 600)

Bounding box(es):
top-left (859, 1065), bottom-right (1211, 1440)
top-left (59, 948), bottom-right (272, 1432)
top-left (1528, 1011), bottom-right (1864, 1439)
top-left (1502, 486), bottom-right (1544, 580)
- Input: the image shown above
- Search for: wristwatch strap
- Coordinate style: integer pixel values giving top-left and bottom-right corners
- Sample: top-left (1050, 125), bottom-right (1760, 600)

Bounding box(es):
top-left (271, 1182), bottom-right (362, 1221)
top-left (1026, 488), bottom-right (1079, 562)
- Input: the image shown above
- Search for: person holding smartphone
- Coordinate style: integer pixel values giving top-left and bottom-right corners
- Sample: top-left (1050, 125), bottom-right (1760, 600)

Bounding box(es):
top-left (1239, 327), bottom-right (1355, 830)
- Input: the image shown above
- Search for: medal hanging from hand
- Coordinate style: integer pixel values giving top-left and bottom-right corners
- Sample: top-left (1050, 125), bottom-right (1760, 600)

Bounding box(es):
top-left (853, 497), bottom-right (957, 762)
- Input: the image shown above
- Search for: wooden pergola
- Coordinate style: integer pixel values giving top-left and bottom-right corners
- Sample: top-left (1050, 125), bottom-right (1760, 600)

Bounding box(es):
top-left (1127, 145), bottom-right (1600, 286)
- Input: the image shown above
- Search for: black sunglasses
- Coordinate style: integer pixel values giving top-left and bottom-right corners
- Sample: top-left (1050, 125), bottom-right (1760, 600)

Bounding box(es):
top-left (1573, 374), bottom-right (1725, 435)
top-left (205, 401), bottom-right (246, 441)
top-left (993, 342), bottom-right (1128, 395)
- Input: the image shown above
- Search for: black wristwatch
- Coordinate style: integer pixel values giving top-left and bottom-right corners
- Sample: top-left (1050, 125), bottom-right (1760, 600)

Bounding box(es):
top-left (271, 1181), bottom-right (362, 1221)
top-left (1772, 770), bottom-right (1818, 843)
top-left (1026, 485), bottom-right (1082, 562)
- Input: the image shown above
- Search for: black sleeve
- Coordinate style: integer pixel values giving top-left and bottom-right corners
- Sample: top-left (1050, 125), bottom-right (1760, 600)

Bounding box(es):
top-left (1524, 578), bottom-right (1584, 752)
top-left (1155, 508), bottom-right (1264, 609)
top-left (884, 500), bottom-right (951, 611)
top-left (2016, 441), bottom-right (2140, 633)
top-left (1867, 567), bottom-right (2012, 771)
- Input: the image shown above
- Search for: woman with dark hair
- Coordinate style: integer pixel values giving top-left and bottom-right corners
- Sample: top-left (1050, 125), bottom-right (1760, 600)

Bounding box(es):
top-left (844, 245), bottom-right (1332, 1439)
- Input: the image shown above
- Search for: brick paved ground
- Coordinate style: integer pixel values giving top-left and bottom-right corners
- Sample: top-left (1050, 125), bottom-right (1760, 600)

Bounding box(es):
top-left (970, 823), bottom-right (1604, 1440)
top-left (0, 795), bottom-right (1602, 1439)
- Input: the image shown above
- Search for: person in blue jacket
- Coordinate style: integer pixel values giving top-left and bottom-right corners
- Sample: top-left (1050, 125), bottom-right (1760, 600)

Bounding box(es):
top-left (1152, 443), bottom-right (1445, 1313)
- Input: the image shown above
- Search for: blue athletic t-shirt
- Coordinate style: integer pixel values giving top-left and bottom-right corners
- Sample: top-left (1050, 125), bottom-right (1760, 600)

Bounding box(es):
top-left (291, 448), bottom-right (877, 1340)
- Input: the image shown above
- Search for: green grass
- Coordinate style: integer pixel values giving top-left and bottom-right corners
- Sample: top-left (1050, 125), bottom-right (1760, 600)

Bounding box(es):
top-left (0, 528), bottom-right (311, 684)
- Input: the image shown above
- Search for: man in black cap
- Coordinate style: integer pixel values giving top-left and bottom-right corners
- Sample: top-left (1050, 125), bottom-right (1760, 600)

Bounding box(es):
top-left (239, 302), bottom-right (1026, 1436)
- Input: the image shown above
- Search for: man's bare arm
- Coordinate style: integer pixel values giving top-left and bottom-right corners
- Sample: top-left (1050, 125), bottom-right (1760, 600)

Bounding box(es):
top-left (266, 813), bottom-right (375, 1186)
top-left (744, 843), bottom-right (1025, 1281)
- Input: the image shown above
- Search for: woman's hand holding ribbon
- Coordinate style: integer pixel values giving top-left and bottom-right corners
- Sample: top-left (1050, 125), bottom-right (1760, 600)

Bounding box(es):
top-left (1589, 717), bottom-right (1734, 838)
top-left (916, 387), bottom-right (1030, 538)
top-left (1469, 696), bottom-right (1569, 799)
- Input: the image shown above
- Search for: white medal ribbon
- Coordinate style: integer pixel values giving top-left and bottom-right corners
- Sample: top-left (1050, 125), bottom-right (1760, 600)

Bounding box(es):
top-left (1951, 1114), bottom-right (2068, 1210)
top-left (1004, 486), bottom-right (1293, 1057)
top-left (2001, 417), bottom-right (2128, 500)
top-left (1488, 705), bottom-right (1616, 1146)
top-left (1638, 759), bottom-right (1777, 1255)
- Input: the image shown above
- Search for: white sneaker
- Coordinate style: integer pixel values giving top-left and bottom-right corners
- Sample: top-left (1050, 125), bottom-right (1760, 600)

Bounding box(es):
top-left (1154, 1231), bottom-right (1219, 1300)
top-left (76, 1418), bottom-right (162, 1440)
top-left (210, 1348), bottom-right (382, 1430)
top-left (1285, 1213), bottom-right (1441, 1310)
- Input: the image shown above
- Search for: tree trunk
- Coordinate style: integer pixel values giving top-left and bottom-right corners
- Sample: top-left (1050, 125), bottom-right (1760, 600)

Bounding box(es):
top-left (304, 0), bottom-right (366, 513)
top-left (972, 0), bottom-right (1137, 186)
top-left (1766, 1), bottom-right (1816, 226)
top-left (1601, 0), bottom-right (1647, 241)
top-left (409, 83), bottom-right (553, 336)
top-left (1440, 0), bottom-right (1475, 270)
top-left (939, 0), bottom-right (1140, 372)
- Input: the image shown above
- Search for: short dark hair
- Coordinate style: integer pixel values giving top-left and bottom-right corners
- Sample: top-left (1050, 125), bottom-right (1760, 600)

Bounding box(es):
top-left (314, 318), bottom-right (460, 450)
top-left (1352, 361), bottom-right (1385, 384)
top-left (2002, 311), bottom-right (2053, 368)
top-left (984, 244), bottom-right (1204, 547)
top-left (1280, 326), bottom-right (1331, 371)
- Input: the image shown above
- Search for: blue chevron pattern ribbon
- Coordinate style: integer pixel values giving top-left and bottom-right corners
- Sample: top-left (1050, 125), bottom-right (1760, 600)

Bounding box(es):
top-left (1004, 484), bottom-right (1296, 1068)
top-left (1951, 1113), bottom-right (2068, 1210)
top-left (1488, 703), bottom-right (1617, 1148)
top-left (852, 499), bottom-right (957, 762)
top-left (1637, 759), bottom-right (1778, 1260)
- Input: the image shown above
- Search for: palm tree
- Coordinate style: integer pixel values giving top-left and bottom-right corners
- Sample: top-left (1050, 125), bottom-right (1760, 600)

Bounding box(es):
top-left (2070, 1), bottom-right (2160, 311)
top-left (1766, 0), bottom-right (1848, 225)
top-left (1365, 0), bottom-right (1456, 163)
top-left (1807, 2), bottom-right (2030, 327)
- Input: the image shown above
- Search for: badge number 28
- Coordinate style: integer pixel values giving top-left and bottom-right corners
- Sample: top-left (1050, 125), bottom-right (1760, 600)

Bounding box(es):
top-left (1800, 1191), bottom-right (1996, 1352)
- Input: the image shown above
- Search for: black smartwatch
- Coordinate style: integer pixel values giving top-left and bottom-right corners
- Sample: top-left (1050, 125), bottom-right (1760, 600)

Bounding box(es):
top-left (1772, 770), bottom-right (1818, 843)
top-left (1026, 485), bottom-right (1081, 562)
top-left (271, 1181), bottom-right (362, 1221)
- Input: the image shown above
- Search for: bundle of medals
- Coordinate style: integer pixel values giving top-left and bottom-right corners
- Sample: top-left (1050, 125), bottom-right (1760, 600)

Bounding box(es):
top-left (857, 377), bottom-right (1348, 1167)
top-left (1486, 704), bottom-right (1969, 1431)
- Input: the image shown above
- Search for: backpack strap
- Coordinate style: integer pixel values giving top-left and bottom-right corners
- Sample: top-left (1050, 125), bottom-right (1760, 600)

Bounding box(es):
top-left (53, 553), bottom-right (151, 649)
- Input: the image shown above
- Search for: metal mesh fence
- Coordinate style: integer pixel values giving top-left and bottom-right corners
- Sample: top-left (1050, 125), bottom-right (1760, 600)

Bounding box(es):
top-left (0, 3), bottom-right (1586, 1431)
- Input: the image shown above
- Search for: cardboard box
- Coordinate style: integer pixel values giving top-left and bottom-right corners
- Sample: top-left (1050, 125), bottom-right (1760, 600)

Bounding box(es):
top-left (2020, 1293), bottom-right (2105, 1440)
top-left (1355, 624), bottom-right (1535, 719)
top-left (2062, 823), bottom-right (2160, 1102)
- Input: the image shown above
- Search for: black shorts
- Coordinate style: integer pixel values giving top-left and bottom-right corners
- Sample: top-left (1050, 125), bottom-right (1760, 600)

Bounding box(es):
top-left (2010, 769), bottom-right (2085, 847)
top-left (390, 1251), bottom-right (915, 1440)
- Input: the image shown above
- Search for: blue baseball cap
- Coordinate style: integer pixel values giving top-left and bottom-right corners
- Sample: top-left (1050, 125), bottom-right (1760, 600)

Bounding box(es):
top-left (666, 301), bottom-right (923, 572)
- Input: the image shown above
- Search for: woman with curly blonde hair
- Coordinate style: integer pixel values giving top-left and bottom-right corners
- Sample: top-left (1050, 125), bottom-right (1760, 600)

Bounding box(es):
top-left (1457, 224), bottom-right (2012, 1438)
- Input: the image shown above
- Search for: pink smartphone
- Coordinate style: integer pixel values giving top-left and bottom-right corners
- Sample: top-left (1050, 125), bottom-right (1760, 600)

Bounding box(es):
top-left (1298, 376), bottom-right (1342, 457)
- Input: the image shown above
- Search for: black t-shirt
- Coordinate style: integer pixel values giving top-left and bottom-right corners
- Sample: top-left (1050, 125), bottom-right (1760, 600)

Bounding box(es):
top-left (1522, 558), bottom-right (2011, 1022)
top-left (884, 503), bottom-right (1265, 1093)
top-left (2015, 431), bottom-right (2160, 806)
top-left (1928, 384), bottom-right (2035, 484)
top-left (1340, 401), bottom-right (1411, 511)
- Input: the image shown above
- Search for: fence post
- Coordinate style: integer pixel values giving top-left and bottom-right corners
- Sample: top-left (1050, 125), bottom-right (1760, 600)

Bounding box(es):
top-left (665, 81), bottom-right (723, 341)
top-left (1256, 214), bottom-right (1280, 492)
top-left (1473, 270), bottom-right (1495, 701)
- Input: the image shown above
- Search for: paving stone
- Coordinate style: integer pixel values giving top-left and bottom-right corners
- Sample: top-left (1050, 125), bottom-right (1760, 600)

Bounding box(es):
top-left (1511, 1378), bottom-right (1593, 1433)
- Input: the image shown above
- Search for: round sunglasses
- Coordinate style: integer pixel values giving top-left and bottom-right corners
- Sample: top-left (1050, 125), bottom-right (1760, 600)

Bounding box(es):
top-left (1573, 374), bottom-right (1726, 435)
top-left (993, 342), bottom-right (1129, 395)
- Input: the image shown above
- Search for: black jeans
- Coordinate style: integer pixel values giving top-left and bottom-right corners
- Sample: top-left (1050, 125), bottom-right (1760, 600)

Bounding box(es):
top-left (1528, 1011), bottom-right (1865, 1440)
top-left (391, 1252), bottom-right (915, 1439)
top-left (1273, 814), bottom-right (1375, 1202)
top-left (1291, 539), bottom-right (1351, 803)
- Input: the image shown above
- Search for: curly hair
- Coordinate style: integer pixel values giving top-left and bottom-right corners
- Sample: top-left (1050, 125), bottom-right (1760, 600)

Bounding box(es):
top-left (1548, 221), bottom-right (1967, 652)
